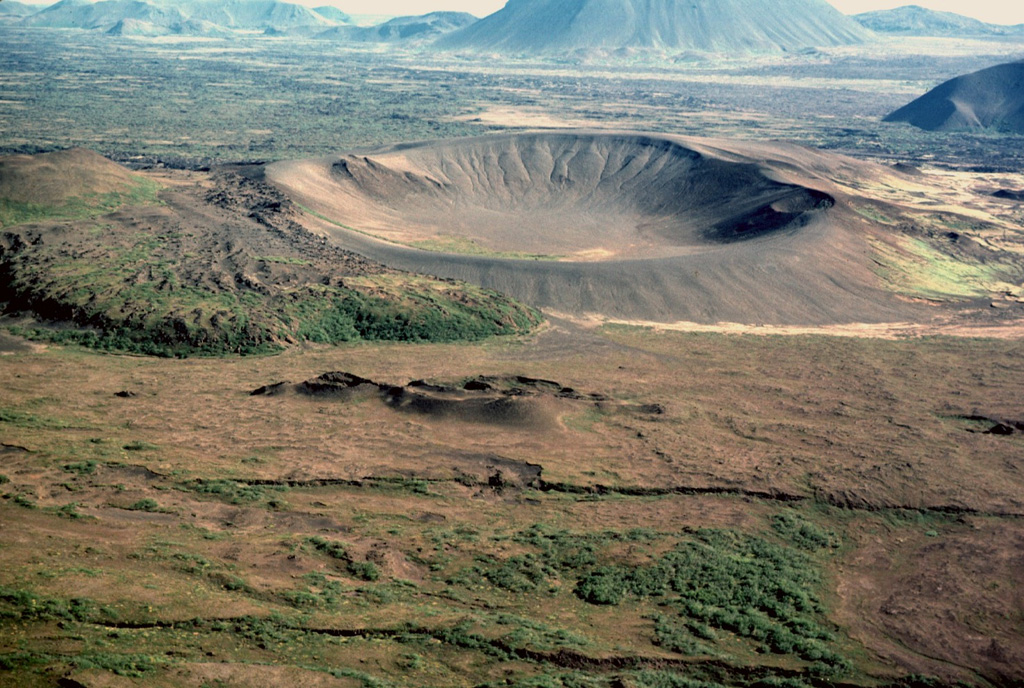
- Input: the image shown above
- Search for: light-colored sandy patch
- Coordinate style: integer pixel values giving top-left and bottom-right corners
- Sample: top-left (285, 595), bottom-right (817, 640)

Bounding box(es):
top-left (561, 311), bottom-right (1024, 340)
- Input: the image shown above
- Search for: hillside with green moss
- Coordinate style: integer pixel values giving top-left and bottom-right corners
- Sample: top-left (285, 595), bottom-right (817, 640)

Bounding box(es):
top-left (0, 152), bottom-right (541, 356)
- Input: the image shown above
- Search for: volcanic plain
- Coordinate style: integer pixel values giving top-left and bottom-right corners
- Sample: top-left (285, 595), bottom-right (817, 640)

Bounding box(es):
top-left (1, 22), bottom-right (1024, 688)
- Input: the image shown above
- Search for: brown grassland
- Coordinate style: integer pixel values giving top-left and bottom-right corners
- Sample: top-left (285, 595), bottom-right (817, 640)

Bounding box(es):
top-left (1, 322), bottom-right (1022, 686)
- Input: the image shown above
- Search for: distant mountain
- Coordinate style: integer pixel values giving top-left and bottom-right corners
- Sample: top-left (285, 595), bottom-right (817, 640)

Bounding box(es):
top-left (437, 0), bottom-right (873, 54)
top-left (0, 1), bottom-right (38, 17)
top-left (311, 5), bottom-right (351, 24)
top-left (854, 5), bottom-right (1024, 36)
top-left (20, 0), bottom-right (345, 33)
top-left (181, 0), bottom-right (333, 31)
top-left (23, 0), bottom-right (187, 30)
top-left (317, 11), bottom-right (477, 43)
top-left (105, 16), bottom-right (231, 37)
top-left (105, 17), bottom-right (166, 35)
top-left (885, 61), bottom-right (1024, 133)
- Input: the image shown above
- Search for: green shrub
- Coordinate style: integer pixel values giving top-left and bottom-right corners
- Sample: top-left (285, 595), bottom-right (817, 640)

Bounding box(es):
top-left (282, 590), bottom-right (321, 608)
top-left (306, 536), bottom-right (379, 580)
top-left (574, 567), bottom-right (627, 605)
top-left (11, 493), bottom-right (36, 509)
top-left (53, 502), bottom-right (86, 519)
top-left (479, 554), bottom-right (553, 592)
top-left (72, 652), bottom-right (157, 677)
top-left (210, 572), bottom-right (250, 593)
top-left (307, 536), bottom-right (348, 560)
top-left (0, 587), bottom-right (98, 623)
top-left (650, 615), bottom-right (715, 656)
top-left (771, 512), bottom-right (841, 551)
top-left (633, 671), bottom-right (726, 688)
top-left (182, 479), bottom-right (283, 505)
top-left (347, 561), bottom-right (380, 582)
top-left (62, 461), bottom-right (98, 475)
top-left (173, 552), bottom-right (212, 575)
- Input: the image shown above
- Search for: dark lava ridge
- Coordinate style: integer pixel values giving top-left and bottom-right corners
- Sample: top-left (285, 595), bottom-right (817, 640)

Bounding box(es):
top-left (252, 371), bottom-right (661, 428)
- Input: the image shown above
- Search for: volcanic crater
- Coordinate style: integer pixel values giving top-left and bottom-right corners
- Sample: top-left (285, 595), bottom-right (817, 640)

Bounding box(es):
top-left (268, 131), bottom-right (950, 324)
top-left (272, 132), bottom-right (837, 259)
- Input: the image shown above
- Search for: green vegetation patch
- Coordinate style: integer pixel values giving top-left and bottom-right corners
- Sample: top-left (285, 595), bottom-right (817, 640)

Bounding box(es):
top-left (284, 276), bottom-right (542, 347)
top-left (0, 178), bottom-right (162, 228)
top-left (3, 233), bottom-right (542, 357)
top-left (0, 407), bottom-right (69, 430)
top-left (306, 536), bottom-right (381, 581)
top-left (869, 234), bottom-right (1018, 301)
top-left (628, 529), bottom-right (846, 676)
top-left (0, 586), bottom-right (108, 624)
top-left (62, 460), bottom-right (98, 475)
top-left (409, 235), bottom-right (562, 261)
top-left (0, 651), bottom-right (160, 678)
top-left (771, 512), bottom-right (841, 551)
top-left (451, 525), bottom-right (849, 676)
top-left (178, 479), bottom-right (288, 506)
top-left (125, 498), bottom-right (160, 512)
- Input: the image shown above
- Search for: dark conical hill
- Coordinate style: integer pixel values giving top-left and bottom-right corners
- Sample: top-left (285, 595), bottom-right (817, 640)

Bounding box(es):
top-left (437, 0), bottom-right (872, 54)
top-left (885, 61), bottom-right (1024, 133)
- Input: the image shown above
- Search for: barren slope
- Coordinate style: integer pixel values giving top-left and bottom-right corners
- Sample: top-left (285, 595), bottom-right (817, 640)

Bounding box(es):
top-left (0, 147), bottom-right (142, 204)
top-left (437, 0), bottom-right (873, 54)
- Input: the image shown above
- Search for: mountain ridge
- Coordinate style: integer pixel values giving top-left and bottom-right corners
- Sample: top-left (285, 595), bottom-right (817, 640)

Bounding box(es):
top-left (20, 0), bottom-right (349, 33)
top-left (854, 5), bottom-right (1024, 36)
top-left (316, 11), bottom-right (477, 43)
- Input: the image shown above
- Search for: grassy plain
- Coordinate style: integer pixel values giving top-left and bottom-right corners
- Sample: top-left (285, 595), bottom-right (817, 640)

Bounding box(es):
top-left (1, 326), bottom-right (1022, 686)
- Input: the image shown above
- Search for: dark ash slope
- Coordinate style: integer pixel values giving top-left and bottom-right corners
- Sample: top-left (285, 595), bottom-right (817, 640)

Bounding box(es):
top-left (885, 61), bottom-right (1024, 133)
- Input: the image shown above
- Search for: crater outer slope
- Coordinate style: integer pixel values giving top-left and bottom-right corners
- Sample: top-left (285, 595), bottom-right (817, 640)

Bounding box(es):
top-left (268, 131), bottom-right (931, 325)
